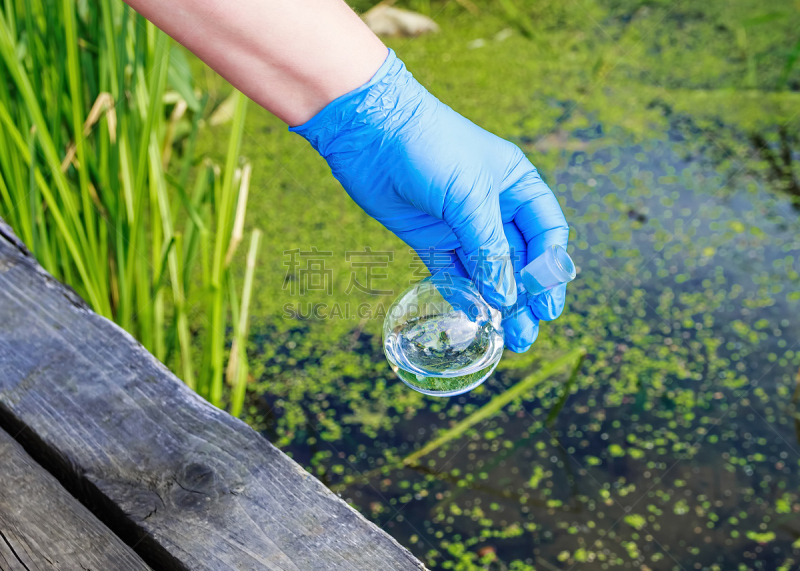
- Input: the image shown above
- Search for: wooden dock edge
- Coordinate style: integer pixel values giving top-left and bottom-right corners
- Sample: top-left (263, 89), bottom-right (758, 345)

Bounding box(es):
top-left (0, 425), bottom-right (152, 570)
top-left (0, 217), bottom-right (426, 571)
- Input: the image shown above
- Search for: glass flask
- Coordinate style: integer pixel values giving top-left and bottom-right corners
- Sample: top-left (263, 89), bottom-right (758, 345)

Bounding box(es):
top-left (383, 245), bottom-right (576, 397)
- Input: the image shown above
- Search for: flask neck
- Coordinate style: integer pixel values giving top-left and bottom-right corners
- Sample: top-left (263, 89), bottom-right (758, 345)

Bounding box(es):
top-left (499, 245), bottom-right (577, 323)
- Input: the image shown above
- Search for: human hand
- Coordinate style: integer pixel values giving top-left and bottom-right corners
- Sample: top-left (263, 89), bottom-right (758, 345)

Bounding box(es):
top-left (291, 50), bottom-right (569, 353)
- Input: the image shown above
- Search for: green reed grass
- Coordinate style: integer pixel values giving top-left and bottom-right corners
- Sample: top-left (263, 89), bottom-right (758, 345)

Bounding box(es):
top-left (0, 0), bottom-right (261, 415)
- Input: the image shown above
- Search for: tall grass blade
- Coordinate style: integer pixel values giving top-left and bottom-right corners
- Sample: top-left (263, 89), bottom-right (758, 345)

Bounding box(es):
top-left (402, 347), bottom-right (587, 467)
top-left (229, 229), bottom-right (262, 418)
top-left (0, 14), bottom-right (106, 314)
top-left (545, 351), bottom-right (586, 427)
top-left (209, 91), bottom-right (248, 406)
top-left (225, 163), bottom-right (251, 267)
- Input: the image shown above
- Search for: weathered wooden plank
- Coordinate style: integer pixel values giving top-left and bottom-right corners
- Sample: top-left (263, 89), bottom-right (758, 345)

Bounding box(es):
top-left (0, 217), bottom-right (426, 571)
top-left (0, 426), bottom-right (152, 571)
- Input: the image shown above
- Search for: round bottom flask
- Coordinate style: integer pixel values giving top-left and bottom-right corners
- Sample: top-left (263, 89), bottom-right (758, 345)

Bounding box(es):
top-left (383, 245), bottom-right (577, 397)
top-left (383, 275), bottom-right (505, 397)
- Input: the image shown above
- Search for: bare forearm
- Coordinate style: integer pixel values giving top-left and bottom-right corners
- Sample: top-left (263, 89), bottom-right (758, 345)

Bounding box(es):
top-left (124, 0), bottom-right (387, 125)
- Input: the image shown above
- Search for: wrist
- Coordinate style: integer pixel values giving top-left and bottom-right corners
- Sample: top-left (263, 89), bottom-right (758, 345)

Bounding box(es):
top-left (289, 49), bottom-right (423, 156)
top-left (286, 43), bottom-right (390, 127)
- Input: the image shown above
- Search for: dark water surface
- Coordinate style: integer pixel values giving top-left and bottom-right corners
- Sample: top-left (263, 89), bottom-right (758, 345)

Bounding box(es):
top-left (257, 125), bottom-right (800, 570)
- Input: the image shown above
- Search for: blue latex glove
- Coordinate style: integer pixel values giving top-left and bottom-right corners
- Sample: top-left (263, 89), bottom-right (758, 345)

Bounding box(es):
top-left (290, 49), bottom-right (569, 352)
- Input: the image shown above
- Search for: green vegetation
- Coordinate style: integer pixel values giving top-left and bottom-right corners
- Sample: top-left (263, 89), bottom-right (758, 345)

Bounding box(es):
top-left (392, 362), bottom-right (496, 395)
top-left (203, 1), bottom-right (798, 569)
top-left (2, 0), bottom-right (800, 569)
top-left (0, 0), bottom-right (260, 413)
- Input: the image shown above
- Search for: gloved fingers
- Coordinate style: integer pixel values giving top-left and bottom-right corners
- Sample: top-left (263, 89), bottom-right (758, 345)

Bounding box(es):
top-left (502, 307), bottom-right (540, 353)
top-left (499, 153), bottom-right (570, 322)
top-left (499, 222), bottom-right (538, 351)
top-left (499, 154), bottom-right (569, 258)
top-left (503, 210), bottom-right (568, 321)
top-left (407, 247), bottom-right (470, 281)
top-left (395, 217), bottom-right (468, 278)
top-left (502, 221), bottom-right (529, 273)
top-left (445, 186), bottom-right (517, 310)
top-left (394, 244), bottom-right (469, 311)
top-left (508, 178), bottom-right (569, 321)
top-left (529, 282), bottom-right (567, 321)
top-left (391, 212), bottom-right (456, 249)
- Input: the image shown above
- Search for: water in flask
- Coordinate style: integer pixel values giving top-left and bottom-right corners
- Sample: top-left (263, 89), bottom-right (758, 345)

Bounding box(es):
top-left (383, 245), bottom-right (576, 396)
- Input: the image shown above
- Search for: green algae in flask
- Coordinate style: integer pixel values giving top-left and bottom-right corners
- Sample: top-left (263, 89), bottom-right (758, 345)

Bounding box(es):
top-left (383, 245), bottom-right (577, 397)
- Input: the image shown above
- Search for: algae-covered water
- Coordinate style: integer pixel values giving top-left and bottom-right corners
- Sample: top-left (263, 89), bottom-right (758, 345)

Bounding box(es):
top-left (251, 127), bottom-right (800, 571)
top-left (190, 1), bottom-right (800, 568)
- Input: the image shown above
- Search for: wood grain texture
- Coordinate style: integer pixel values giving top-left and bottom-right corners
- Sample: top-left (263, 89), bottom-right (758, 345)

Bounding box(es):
top-left (0, 218), bottom-right (426, 571)
top-left (0, 427), bottom-right (152, 571)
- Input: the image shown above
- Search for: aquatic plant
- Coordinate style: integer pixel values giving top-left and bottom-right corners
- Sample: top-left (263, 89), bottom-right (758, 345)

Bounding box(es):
top-left (0, 0), bottom-right (260, 413)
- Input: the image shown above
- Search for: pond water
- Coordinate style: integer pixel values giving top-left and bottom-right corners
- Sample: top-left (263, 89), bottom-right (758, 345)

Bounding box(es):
top-left (253, 117), bottom-right (800, 570)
